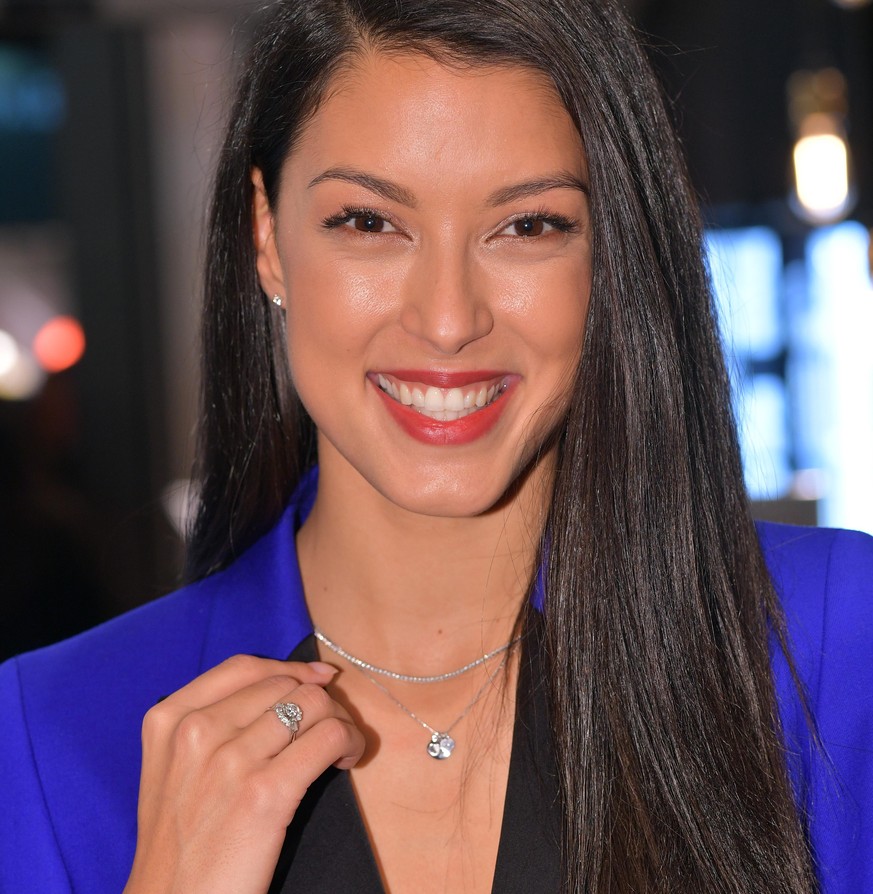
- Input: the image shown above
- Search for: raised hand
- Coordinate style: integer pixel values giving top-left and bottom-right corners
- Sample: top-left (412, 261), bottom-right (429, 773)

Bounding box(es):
top-left (123, 654), bottom-right (365, 894)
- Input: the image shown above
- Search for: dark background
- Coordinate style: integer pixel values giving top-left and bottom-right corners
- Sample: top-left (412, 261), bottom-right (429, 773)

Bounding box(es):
top-left (1, 0), bottom-right (871, 659)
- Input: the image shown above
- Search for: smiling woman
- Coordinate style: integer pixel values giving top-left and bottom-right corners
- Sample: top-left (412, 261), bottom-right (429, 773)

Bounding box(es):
top-left (1, 1), bottom-right (872, 893)
top-left (252, 54), bottom-right (589, 514)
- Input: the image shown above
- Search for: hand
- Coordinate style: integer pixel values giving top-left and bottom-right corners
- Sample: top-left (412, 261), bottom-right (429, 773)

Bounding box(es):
top-left (123, 654), bottom-right (365, 894)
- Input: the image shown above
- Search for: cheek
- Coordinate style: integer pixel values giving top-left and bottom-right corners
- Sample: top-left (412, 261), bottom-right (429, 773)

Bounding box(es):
top-left (494, 256), bottom-right (591, 363)
top-left (281, 253), bottom-right (398, 368)
top-left (506, 260), bottom-right (590, 442)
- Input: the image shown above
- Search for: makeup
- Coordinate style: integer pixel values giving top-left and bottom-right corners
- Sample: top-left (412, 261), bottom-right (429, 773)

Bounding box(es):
top-left (369, 370), bottom-right (516, 446)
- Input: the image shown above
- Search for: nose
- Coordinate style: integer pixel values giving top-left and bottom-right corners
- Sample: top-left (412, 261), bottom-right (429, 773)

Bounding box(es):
top-left (399, 242), bottom-right (494, 355)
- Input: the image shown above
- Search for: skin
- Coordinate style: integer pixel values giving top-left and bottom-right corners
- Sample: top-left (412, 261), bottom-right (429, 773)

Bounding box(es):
top-left (126, 50), bottom-right (591, 894)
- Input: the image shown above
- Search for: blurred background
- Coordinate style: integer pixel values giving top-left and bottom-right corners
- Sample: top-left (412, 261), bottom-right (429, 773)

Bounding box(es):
top-left (1, 0), bottom-right (871, 659)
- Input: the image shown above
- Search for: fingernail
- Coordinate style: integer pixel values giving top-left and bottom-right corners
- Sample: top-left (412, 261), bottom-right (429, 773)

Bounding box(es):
top-left (309, 661), bottom-right (339, 676)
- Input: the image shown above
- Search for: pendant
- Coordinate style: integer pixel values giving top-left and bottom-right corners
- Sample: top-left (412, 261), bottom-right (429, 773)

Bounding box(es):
top-left (426, 732), bottom-right (455, 760)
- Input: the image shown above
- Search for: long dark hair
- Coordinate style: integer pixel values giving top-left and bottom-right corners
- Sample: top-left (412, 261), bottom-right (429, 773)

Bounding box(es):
top-left (187, 1), bottom-right (816, 890)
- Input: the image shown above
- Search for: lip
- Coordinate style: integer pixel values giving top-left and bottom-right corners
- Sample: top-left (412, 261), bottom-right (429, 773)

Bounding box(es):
top-left (368, 370), bottom-right (518, 446)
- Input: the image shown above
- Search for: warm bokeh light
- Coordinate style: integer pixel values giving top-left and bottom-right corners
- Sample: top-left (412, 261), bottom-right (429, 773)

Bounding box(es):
top-left (0, 329), bottom-right (46, 401)
top-left (32, 315), bottom-right (86, 373)
top-left (793, 133), bottom-right (851, 222)
top-left (0, 329), bottom-right (18, 377)
top-left (829, 0), bottom-right (871, 8)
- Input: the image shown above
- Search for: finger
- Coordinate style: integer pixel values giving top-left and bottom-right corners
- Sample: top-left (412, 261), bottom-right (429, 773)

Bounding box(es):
top-left (160, 654), bottom-right (337, 712)
top-left (205, 674), bottom-right (328, 731)
top-left (157, 671), bottom-right (345, 754)
top-left (264, 713), bottom-right (367, 813)
top-left (239, 682), bottom-right (355, 758)
top-left (142, 659), bottom-right (338, 753)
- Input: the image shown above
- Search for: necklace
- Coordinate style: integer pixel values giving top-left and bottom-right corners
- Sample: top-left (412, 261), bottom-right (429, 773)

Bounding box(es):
top-left (313, 627), bottom-right (517, 683)
top-left (313, 626), bottom-right (515, 760)
top-left (360, 654), bottom-right (509, 760)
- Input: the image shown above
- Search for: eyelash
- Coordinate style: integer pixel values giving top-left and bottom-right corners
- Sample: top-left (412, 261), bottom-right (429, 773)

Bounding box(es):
top-left (320, 206), bottom-right (580, 236)
top-left (321, 206), bottom-right (393, 232)
top-left (502, 211), bottom-right (579, 236)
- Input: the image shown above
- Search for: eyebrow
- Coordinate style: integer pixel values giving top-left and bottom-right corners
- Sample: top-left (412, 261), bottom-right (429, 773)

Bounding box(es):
top-left (307, 167), bottom-right (589, 208)
top-left (486, 173), bottom-right (589, 206)
top-left (308, 167), bottom-right (418, 207)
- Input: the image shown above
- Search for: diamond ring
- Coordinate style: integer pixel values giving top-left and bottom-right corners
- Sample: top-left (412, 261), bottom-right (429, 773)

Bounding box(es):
top-left (272, 702), bottom-right (303, 741)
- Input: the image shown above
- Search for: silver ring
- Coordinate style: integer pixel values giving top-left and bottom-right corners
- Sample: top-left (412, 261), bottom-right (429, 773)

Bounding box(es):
top-left (272, 702), bottom-right (303, 740)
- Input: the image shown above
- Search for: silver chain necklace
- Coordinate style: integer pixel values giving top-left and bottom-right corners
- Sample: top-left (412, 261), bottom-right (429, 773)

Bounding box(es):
top-left (313, 627), bottom-right (516, 683)
top-left (360, 654), bottom-right (509, 759)
top-left (313, 626), bottom-right (516, 760)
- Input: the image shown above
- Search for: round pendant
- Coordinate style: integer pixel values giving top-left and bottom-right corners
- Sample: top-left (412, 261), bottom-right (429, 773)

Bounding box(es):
top-left (426, 732), bottom-right (455, 760)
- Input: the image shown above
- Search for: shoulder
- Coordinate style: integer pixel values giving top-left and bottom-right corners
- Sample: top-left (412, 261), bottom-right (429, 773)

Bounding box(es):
top-left (757, 521), bottom-right (873, 694)
top-left (758, 520), bottom-right (873, 720)
top-left (758, 520), bottom-right (873, 603)
top-left (758, 522), bottom-right (873, 893)
top-left (0, 581), bottom-right (216, 892)
top-left (0, 484), bottom-right (314, 893)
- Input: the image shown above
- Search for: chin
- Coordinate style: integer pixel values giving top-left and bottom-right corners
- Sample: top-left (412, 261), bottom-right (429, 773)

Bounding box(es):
top-left (373, 452), bottom-right (548, 521)
top-left (377, 474), bottom-right (504, 519)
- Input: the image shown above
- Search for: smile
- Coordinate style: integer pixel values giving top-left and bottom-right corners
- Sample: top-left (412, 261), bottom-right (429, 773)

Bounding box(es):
top-left (375, 373), bottom-right (509, 421)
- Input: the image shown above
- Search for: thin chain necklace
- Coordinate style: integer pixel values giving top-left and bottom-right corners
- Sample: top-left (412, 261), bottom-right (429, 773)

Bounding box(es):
top-left (313, 627), bottom-right (517, 683)
top-left (361, 654), bottom-right (509, 759)
top-left (313, 626), bottom-right (516, 760)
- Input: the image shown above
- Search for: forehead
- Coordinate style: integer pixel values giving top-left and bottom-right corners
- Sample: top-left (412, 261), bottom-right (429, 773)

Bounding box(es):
top-left (282, 50), bottom-right (587, 198)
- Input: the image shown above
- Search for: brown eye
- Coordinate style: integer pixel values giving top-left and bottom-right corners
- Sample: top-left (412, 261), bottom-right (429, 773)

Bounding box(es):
top-left (513, 217), bottom-right (545, 237)
top-left (354, 213), bottom-right (387, 232)
top-left (322, 208), bottom-right (402, 235)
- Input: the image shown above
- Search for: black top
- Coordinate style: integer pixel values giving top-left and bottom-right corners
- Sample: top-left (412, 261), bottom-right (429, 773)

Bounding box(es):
top-left (270, 623), bottom-right (561, 893)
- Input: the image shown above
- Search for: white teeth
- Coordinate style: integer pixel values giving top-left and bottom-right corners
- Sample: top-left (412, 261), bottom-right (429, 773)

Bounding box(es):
top-left (424, 387), bottom-right (443, 410)
top-left (444, 388), bottom-right (465, 411)
top-left (379, 374), bottom-right (400, 401)
top-left (377, 375), bottom-right (508, 419)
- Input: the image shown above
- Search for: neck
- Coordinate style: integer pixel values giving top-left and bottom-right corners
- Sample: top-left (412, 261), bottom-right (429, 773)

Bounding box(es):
top-left (297, 455), bottom-right (549, 675)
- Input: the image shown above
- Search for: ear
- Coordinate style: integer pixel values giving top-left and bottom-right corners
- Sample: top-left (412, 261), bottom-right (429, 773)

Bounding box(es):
top-left (252, 168), bottom-right (286, 298)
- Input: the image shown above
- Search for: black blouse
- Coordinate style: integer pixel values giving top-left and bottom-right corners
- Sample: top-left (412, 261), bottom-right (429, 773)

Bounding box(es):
top-left (270, 623), bottom-right (561, 893)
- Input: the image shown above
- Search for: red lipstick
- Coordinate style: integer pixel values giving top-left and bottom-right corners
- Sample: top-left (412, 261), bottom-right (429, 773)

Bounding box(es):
top-left (369, 371), bottom-right (517, 446)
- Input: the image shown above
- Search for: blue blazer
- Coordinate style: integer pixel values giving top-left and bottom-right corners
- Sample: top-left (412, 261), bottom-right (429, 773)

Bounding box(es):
top-left (2, 473), bottom-right (872, 892)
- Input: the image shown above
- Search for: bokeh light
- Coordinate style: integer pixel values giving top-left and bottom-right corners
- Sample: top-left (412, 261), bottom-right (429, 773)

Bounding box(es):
top-left (32, 315), bottom-right (86, 373)
top-left (0, 329), bottom-right (18, 377)
top-left (793, 132), bottom-right (851, 223)
top-left (0, 328), bottom-right (45, 400)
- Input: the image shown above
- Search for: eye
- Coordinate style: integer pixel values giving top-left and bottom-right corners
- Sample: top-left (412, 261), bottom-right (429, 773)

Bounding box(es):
top-left (497, 213), bottom-right (579, 238)
top-left (511, 217), bottom-right (547, 237)
top-left (322, 208), bottom-right (399, 234)
top-left (350, 211), bottom-right (394, 233)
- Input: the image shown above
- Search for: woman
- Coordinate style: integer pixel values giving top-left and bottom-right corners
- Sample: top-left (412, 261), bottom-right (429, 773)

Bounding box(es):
top-left (2, 0), bottom-right (871, 891)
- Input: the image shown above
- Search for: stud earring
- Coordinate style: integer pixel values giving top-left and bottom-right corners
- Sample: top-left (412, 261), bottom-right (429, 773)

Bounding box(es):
top-left (271, 294), bottom-right (284, 308)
